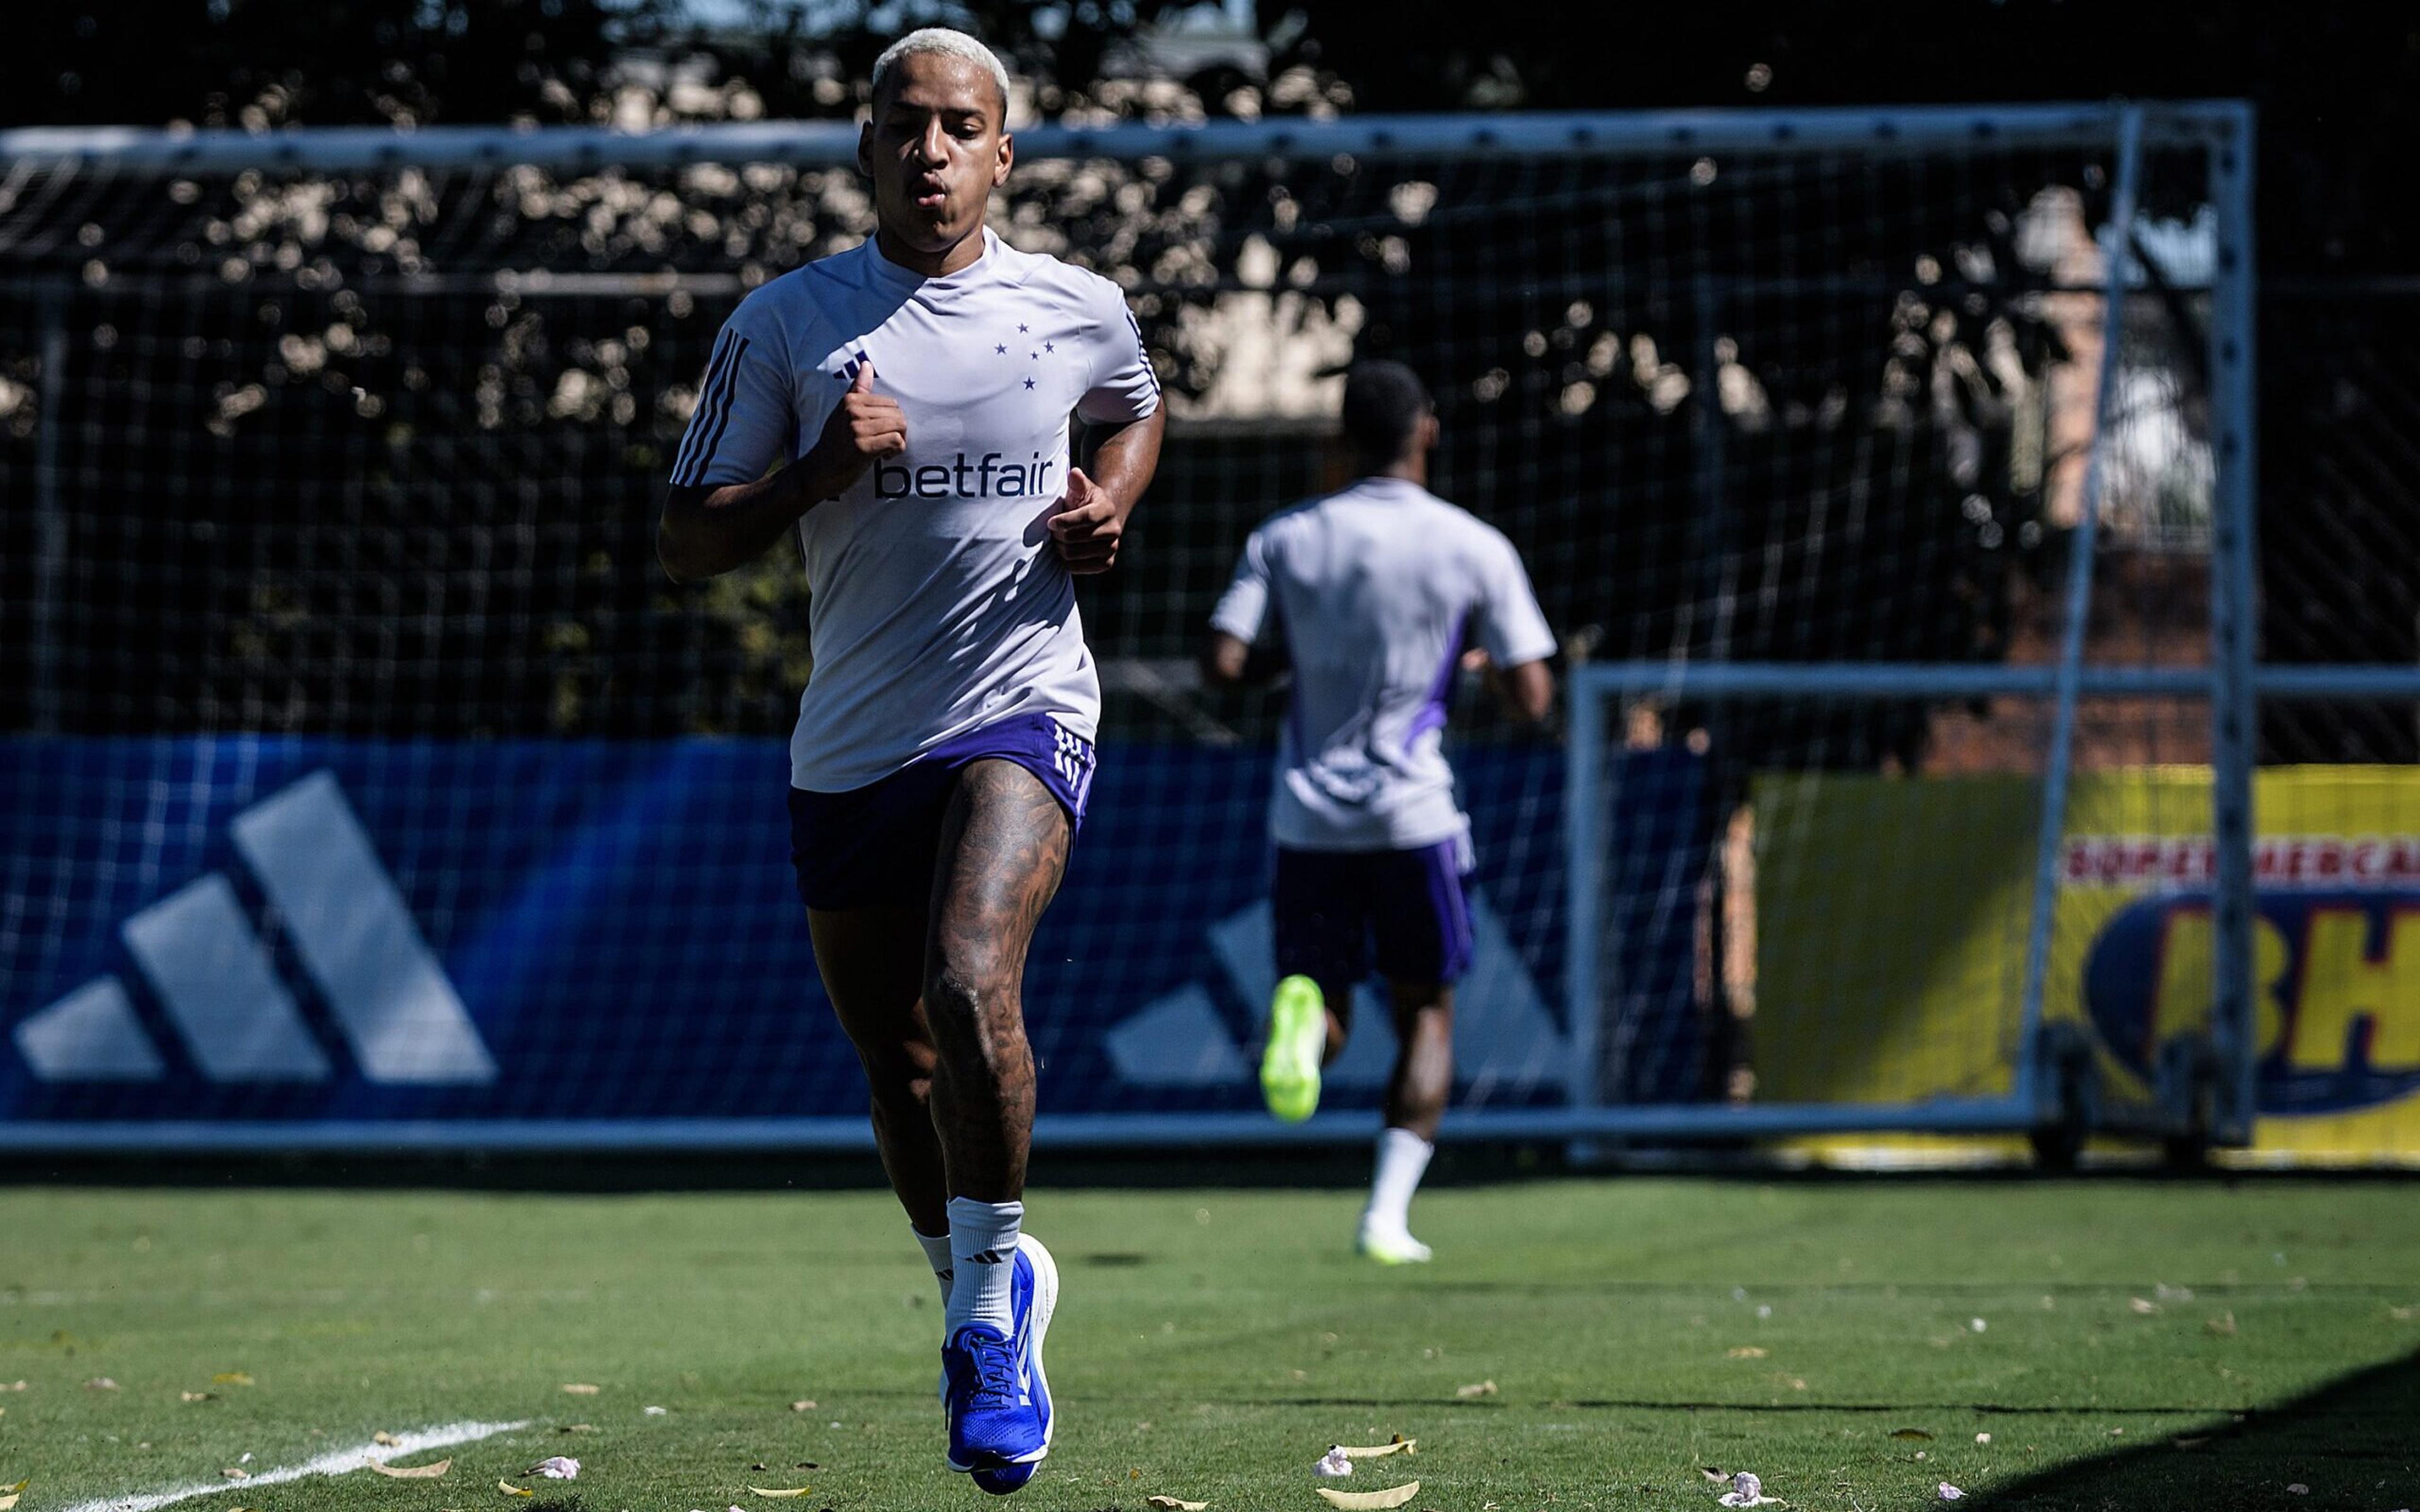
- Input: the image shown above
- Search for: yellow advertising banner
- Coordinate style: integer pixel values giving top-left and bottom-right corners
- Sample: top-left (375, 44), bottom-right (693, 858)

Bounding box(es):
top-left (1754, 766), bottom-right (2420, 1164)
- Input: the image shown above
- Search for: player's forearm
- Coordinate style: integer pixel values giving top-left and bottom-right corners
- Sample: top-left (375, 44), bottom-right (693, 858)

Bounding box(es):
top-left (656, 469), bottom-right (819, 582)
top-left (1498, 658), bottom-right (1555, 723)
top-left (1085, 408), bottom-right (1165, 517)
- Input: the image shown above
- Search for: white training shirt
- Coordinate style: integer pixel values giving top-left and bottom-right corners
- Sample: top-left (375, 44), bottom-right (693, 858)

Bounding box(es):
top-left (1210, 476), bottom-right (1557, 853)
top-left (670, 227), bottom-right (1161, 792)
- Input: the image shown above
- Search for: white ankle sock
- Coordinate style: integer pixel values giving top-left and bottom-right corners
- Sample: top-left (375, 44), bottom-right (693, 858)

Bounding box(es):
top-left (944, 1196), bottom-right (1023, 1337)
top-left (1363, 1127), bottom-right (1434, 1235)
top-left (913, 1226), bottom-right (955, 1308)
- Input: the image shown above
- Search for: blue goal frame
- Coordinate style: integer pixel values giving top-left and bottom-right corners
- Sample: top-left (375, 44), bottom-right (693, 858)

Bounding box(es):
top-left (0, 102), bottom-right (2305, 1156)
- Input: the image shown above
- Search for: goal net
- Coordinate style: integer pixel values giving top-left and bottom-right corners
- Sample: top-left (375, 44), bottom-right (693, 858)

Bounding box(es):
top-left (0, 106), bottom-right (2255, 1149)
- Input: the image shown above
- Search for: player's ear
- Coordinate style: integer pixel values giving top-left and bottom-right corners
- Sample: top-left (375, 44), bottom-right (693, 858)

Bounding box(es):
top-left (1418, 411), bottom-right (1441, 452)
top-left (993, 129), bottom-right (1014, 188)
top-left (856, 117), bottom-right (874, 178)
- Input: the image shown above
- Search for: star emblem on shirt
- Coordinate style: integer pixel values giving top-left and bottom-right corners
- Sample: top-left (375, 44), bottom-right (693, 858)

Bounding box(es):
top-left (995, 343), bottom-right (1006, 355)
top-left (1017, 323), bottom-right (1029, 333)
top-left (1044, 340), bottom-right (1055, 353)
top-left (1023, 377), bottom-right (1036, 390)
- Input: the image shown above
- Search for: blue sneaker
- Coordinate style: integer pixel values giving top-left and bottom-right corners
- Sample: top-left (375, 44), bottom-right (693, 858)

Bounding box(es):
top-left (945, 1234), bottom-right (1057, 1489)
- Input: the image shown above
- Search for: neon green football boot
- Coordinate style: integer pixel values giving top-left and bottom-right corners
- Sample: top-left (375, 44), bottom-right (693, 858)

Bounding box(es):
top-left (1260, 975), bottom-right (1327, 1123)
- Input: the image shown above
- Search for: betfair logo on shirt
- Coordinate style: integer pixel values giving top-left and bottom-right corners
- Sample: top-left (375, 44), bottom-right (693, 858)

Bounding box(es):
top-left (873, 451), bottom-right (1059, 500)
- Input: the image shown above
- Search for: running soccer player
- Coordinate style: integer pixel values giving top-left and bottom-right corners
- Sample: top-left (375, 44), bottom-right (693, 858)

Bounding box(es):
top-left (1203, 361), bottom-right (1553, 1264)
top-left (655, 28), bottom-right (1163, 1494)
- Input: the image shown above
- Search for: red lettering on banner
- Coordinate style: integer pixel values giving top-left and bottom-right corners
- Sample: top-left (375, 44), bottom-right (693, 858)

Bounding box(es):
top-left (2060, 833), bottom-right (2420, 888)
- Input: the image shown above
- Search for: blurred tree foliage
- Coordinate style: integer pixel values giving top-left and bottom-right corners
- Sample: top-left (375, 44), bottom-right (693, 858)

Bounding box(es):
top-left (9, 1), bottom-right (2413, 277)
top-left (4, 1), bottom-right (2413, 759)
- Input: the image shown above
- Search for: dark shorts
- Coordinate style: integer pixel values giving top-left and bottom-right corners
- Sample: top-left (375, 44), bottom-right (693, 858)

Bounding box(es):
top-left (788, 714), bottom-right (1097, 912)
top-left (1272, 837), bottom-right (1475, 987)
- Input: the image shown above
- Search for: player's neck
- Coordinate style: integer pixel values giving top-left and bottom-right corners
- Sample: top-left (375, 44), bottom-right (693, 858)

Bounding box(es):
top-left (873, 222), bottom-right (989, 279)
top-left (1363, 458), bottom-right (1427, 488)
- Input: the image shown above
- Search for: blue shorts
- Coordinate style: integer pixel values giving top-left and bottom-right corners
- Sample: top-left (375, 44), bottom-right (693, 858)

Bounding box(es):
top-left (1272, 838), bottom-right (1475, 986)
top-left (788, 714), bottom-right (1097, 912)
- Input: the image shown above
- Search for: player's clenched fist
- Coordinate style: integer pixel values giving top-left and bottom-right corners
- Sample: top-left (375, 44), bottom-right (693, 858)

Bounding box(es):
top-left (811, 361), bottom-right (908, 495)
top-left (1047, 467), bottom-right (1124, 575)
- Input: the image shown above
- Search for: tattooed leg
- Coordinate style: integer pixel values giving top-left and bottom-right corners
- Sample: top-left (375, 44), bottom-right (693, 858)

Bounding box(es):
top-left (921, 759), bottom-right (1070, 1202)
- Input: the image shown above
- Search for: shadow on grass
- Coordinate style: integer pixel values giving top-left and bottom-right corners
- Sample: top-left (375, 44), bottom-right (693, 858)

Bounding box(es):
top-left (1986, 1344), bottom-right (2418, 1511)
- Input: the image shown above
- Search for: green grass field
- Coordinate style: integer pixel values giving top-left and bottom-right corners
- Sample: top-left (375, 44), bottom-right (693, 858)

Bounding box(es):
top-left (3, 1177), bottom-right (2416, 1512)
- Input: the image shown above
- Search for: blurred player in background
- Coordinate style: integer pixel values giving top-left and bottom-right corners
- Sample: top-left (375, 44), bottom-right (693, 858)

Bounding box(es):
top-left (1203, 362), bottom-right (1553, 1263)
top-left (655, 26), bottom-right (1163, 1494)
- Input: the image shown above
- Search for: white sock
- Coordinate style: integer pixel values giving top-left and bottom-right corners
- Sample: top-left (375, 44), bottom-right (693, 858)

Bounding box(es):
top-left (913, 1227), bottom-right (955, 1308)
top-left (1363, 1127), bottom-right (1434, 1235)
top-left (944, 1196), bottom-right (1023, 1338)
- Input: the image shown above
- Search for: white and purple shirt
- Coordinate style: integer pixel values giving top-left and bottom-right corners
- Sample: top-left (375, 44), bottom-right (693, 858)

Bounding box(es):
top-left (1211, 476), bottom-right (1557, 854)
top-left (670, 227), bottom-right (1161, 792)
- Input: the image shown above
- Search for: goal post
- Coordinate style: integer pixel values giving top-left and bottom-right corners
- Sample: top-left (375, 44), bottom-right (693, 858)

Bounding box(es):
top-left (0, 103), bottom-right (2294, 1155)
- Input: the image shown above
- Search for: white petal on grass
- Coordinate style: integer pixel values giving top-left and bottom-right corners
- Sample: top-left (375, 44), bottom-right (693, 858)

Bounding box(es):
top-left (1939, 1485), bottom-right (1966, 1501)
top-left (1314, 1447), bottom-right (1353, 1477)
top-left (527, 1455), bottom-right (580, 1479)
top-left (1719, 1470), bottom-right (1788, 1507)
top-left (53, 1419), bottom-right (527, 1512)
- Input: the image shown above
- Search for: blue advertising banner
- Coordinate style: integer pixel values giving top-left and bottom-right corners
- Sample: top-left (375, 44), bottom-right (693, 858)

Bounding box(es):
top-left (0, 736), bottom-right (1652, 1148)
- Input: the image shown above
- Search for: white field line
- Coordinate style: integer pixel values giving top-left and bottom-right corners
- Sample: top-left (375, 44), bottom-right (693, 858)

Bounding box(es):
top-left (55, 1418), bottom-right (529, 1512)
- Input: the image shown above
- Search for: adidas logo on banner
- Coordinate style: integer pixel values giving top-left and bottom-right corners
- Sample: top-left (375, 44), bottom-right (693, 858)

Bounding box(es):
top-left (13, 770), bottom-right (497, 1085)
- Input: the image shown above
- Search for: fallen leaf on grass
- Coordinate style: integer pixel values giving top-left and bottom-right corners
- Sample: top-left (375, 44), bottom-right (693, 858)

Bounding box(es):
top-left (788, 1400), bottom-right (818, 1412)
top-left (1146, 1497), bottom-right (1208, 1510)
top-left (1890, 1429), bottom-right (1934, 1441)
top-left (1453, 1380), bottom-right (1498, 1399)
top-left (1316, 1482), bottom-right (1419, 1509)
top-left (2129, 1298), bottom-right (2160, 1315)
top-left (369, 1458), bottom-right (452, 1479)
top-left (221, 1468), bottom-right (250, 1480)
top-left (2205, 1312), bottom-right (2238, 1337)
top-left (1333, 1436), bottom-right (1416, 1458)
top-left (561, 1383), bottom-right (601, 1395)
top-left (182, 1391), bottom-right (216, 1402)
top-left (1976, 1433), bottom-right (1992, 1445)
top-left (85, 1378), bottom-right (119, 1390)
top-left (373, 1431), bottom-right (400, 1445)
top-left (524, 1456), bottom-right (580, 1480)
top-left (1727, 1348), bottom-right (1768, 1360)
top-left (645, 1405), bottom-right (668, 1416)
top-left (1717, 1470), bottom-right (1787, 1508)
top-left (2173, 1437), bottom-right (2209, 1451)
top-left (212, 1372), bottom-right (254, 1386)
top-left (0, 1494), bottom-right (16, 1510)
top-left (2286, 1486), bottom-right (2309, 1496)
top-left (746, 1487), bottom-right (812, 1498)
top-left (2, 1482), bottom-right (23, 1496)
top-left (1700, 1468), bottom-right (1729, 1484)
top-left (498, 1481), bottom-right (535, 1498)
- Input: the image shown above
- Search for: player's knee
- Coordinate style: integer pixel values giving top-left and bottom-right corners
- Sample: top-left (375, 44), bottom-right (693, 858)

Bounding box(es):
top-left (856, 1043), bottom-right (935, 1108)
top-left (921, 966), bottom-right (1005, 1033)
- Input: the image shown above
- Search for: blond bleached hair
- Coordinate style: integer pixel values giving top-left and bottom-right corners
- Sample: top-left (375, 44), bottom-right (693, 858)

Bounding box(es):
top-left (872, 28), bottom-right (1011, 113)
